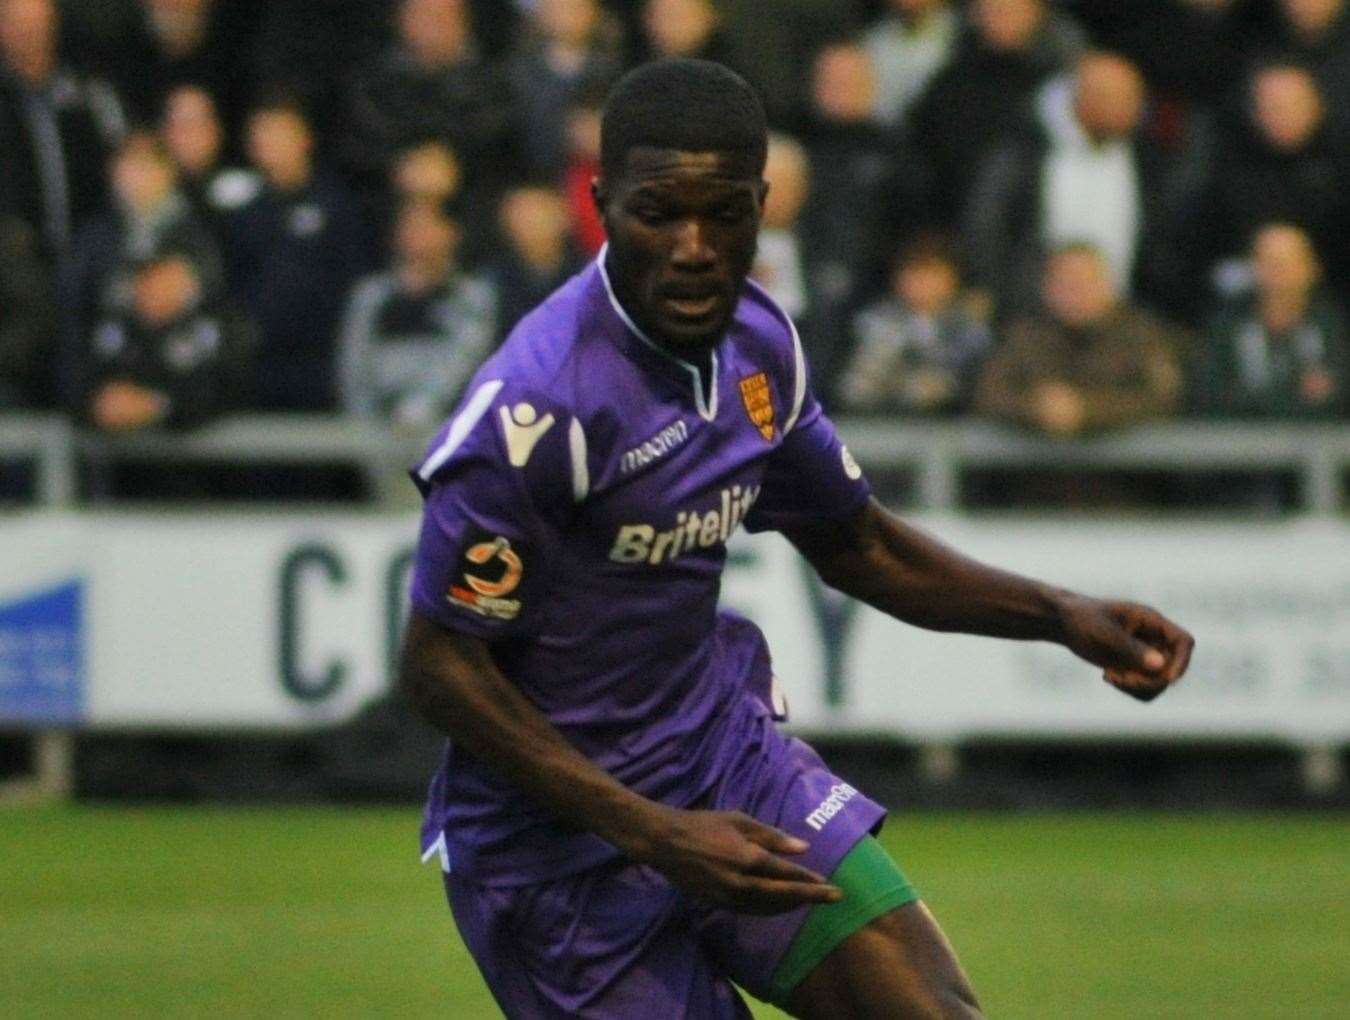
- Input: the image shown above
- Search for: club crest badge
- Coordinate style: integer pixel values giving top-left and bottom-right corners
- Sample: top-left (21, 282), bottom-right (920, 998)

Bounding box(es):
top-left (738, 372), bottom-right (775, 442)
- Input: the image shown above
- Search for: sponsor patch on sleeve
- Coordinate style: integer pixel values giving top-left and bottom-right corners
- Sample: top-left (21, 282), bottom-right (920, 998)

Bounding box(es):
top-left (447, 531), bottom-right (525, 621)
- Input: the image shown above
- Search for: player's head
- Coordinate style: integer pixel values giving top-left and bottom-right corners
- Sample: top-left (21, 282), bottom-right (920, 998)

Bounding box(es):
top-left (593, 58), bottom-right (768, 356)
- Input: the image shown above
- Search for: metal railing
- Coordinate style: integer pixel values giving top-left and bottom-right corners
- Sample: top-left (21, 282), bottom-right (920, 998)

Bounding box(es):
top-left (4, 412), bottom-right (1348, 801)
top-left (4, 412), bottom-right (1349, 512)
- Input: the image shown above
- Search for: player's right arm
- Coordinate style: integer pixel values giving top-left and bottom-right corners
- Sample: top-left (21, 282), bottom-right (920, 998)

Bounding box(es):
top-left (399, 611), bottom-right (841, 913)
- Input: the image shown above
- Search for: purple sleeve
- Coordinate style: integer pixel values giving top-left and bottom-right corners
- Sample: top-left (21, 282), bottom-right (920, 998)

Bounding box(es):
top-left (743, 389), bottom-right (871, 534)
top-left (409, 397), bottom-right (572, 640)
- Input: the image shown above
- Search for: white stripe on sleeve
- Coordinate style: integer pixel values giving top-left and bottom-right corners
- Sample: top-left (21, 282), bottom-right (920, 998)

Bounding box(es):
top-left (416, 379), bottom-right (504, 481)
top-left (782, 314), bottom-right (808, 434)
top-left (569, 416), bottom-right (589, 502)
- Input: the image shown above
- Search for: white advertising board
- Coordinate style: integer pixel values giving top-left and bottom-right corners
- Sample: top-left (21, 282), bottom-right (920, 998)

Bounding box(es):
top-left (2, 513), bottom-right (1348, 744)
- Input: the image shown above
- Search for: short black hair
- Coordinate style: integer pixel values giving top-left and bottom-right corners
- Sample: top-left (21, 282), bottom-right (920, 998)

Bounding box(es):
top-left (600, 59), bottom-right (767, 181)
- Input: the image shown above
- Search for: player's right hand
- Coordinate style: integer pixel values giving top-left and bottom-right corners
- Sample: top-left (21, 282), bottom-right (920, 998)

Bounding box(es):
top-left (1058, 595), bottom-right (1195, 702)
top-left (631, 807), bottom-right (843, 915)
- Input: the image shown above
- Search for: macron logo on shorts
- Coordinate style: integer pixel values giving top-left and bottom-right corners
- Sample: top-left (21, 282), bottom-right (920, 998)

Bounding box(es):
top-left (804, 783), bottom-right (859, 832)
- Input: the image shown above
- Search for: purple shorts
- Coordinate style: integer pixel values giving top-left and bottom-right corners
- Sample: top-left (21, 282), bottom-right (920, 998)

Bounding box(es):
top-left (443, 703), bottom-right (887, 1018)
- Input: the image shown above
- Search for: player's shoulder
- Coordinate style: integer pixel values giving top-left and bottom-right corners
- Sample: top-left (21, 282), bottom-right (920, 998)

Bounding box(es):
top-left (413, 265), bottom-right (606, 497)
top-left (476, 261), bottom-right (622, 409)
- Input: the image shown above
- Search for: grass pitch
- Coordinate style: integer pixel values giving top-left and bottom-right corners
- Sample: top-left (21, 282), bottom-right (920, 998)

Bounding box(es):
top-left (2, 807), bottom-right (1346, 1019)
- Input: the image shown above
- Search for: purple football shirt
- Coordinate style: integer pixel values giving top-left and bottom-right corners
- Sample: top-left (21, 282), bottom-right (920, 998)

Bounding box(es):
top-left (411, 249), bottom-right (871, 884)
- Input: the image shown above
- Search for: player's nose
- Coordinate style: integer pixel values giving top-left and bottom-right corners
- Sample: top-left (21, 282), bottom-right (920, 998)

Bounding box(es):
top-left (670, 218), bottom-right (716, 270)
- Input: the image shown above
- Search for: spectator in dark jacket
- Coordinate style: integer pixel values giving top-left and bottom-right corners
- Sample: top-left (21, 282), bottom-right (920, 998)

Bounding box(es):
top-left (964, 52), bottom-right (1191, 319)
top-left (1196, 63), bottom-right (1350, 302)
top-left (1195, 222), bottom-right (1348, 419)
top-left (1067, 0), bottom-right (1250, 111)
top-left (975, 242), bottom-right (1184, 436)
top-left (509, 0), bottom-right (625, 180)
top-left (66, 129), bottom-right (225, 381)
top-left (226, 94), bottom-right (368, 411)
top-left (1269, 0), bottom-right (1350, 124)
top-left (83, 0), bottom-right (242, 135)
top-left (910, 0), bottom-right (1085, 225)
top-left (247, 0), bottom-right (390, 150)
top-left (863, 0), bottom-right (961, 129)
top-left (159, 84), bottom-right (260, 246)
top-left (491, 185), bottom-right (584, 339)
top-left (344, 0), bottom-right (520, 204)
top-left (338, 200), bottom-right (496, 429)
top-left (799, 42), bottom-right (917, 401)
top-left (716, 0), bottom-right (866, 129)
top-left (81, 252), bottom-right (255, 431)
top-left (839, 234), bottom-right (993, 416)
top-left (0, 0), bottom-right (125, 260)
top-left (0, 216), bottom-right (56, 407)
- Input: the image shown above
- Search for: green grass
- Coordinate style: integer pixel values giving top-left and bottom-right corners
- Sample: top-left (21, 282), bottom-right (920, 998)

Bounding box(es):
top-left (1, 808), bottom-right (1346, 1018)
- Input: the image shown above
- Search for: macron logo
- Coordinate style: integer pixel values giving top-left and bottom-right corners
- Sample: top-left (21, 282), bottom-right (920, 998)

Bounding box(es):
top-left (804, 783), bottom-right (858, 832)
top-left (501, 402), bottom-right (555, 467)
top-left (621, 419), bottom-right (689, 474)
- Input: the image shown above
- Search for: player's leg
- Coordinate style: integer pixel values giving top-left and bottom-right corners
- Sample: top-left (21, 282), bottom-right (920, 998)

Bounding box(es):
top-left (773, 837), bottom-right (982, 1020)
top-left (445, 860), bottom-right (754, 1019)
top-left (782, 901), bottom-right (982, 1019)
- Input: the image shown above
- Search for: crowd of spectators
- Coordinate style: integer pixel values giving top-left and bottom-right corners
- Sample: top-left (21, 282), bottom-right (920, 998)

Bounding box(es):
top-left (3, 0), bottom-right (1350, 441)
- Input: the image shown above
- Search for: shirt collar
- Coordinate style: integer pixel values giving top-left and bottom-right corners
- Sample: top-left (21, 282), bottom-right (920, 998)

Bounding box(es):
top-left (594, 243), bottom-right (720, 422)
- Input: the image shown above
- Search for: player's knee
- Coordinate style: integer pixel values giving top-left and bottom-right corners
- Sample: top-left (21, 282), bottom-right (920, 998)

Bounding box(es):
top-left (879, 978), bottom-right (982, 1020)
top-left (844, 906), bottom-right (983, 1020)
top-left (934, 981), bottom-right (984, 1020)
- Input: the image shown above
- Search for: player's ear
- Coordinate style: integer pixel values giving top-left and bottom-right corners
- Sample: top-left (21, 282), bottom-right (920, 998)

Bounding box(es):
top-left (756, 178), bottom-right (769, 210)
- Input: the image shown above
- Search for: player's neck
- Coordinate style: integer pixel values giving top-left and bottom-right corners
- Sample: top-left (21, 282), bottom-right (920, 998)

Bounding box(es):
top-left (601, 248), bottom-right (721, 385)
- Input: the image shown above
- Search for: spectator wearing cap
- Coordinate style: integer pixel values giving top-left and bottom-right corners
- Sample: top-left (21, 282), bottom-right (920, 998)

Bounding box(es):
top-left (863, 0), bottom-right (960, 129)
top-left (226, 94), bottom-right (368, 411)
top-left (510, 0), bottom-right (625, 181)
top-left (338, 200), bottom-right (496, 429)
top-left (975, 242), bottom-right (1184, 437)
top-left (839, 235), bottom-right (992, 416)
top-left (491, 185), bottom-right (584, 339)
top-left (964, 52), bottom-right (1189, 319)
top-left (80, 251), bottom-right (255, 431)
top-left (0, 0), bottom-right (126, 261)
top-left (910, 0), bottom-right (1086, 226)
top-left (1194, 223), bottom-right (1347, 419)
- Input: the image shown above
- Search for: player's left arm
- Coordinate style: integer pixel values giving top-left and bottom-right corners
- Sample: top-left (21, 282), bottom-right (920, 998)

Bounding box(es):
top-left (781, 498), bottom-right (1195, 701)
